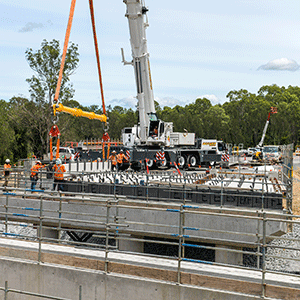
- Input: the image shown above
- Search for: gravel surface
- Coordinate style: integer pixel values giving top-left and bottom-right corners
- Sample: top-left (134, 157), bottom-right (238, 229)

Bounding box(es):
top-left (265, 171), bottom-right (300, 273)
top-left (266, 224), bottom-right (300, 273)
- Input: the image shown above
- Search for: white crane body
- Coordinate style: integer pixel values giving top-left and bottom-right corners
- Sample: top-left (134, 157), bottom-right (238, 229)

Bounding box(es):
top-left (121, 0), bottom-right (223, 169)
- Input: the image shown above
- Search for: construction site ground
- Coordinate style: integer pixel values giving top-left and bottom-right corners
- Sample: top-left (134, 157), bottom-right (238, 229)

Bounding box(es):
top-left (293, 170), bottom-right (300, 215)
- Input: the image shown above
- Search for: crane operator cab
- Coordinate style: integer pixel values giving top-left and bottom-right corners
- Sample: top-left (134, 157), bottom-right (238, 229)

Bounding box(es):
top-left (147, 112), bottom-right (173, 147)
top-left (148, 113), bottom-right (163, 138)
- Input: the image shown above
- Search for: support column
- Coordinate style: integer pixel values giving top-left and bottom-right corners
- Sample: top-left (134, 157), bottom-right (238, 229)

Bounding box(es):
top-left (37, 227), bottom-right (59, 240)
top-left (215, 245), bottom-right (243, 265)
top-left (118, 235), bottom-right (144, 253)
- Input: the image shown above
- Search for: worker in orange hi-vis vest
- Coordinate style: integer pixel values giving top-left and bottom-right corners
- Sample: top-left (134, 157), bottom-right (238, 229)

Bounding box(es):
top-left (53, 159), bottom-right (66, 191)
top-left (108, 150), bottom-right (118, 171)
top-left (117, 149), bottom-right (126, 170)
top-left (30, 160), bottom-right (46, 190)
top-left (3, 159), bottom-right (11, 188)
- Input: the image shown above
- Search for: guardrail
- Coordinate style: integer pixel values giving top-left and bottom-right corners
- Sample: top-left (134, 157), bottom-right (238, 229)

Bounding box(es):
top-left (0, 186), bottom-right (298, 299)
top-left (0, 281), bottom-right (81, 300)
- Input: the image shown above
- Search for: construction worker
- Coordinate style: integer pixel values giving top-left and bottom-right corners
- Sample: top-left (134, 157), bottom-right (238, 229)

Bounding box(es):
top-left (53, 159), bottom-right (66, 191)
top-left (30, 160), bottom-right (45, 190)
top-left (255, 150), bottom-right (263, 161)
top-left (117, 149), bottom-right (126, 171)
top-left (108, 150), bottom-right (118, 171)
top-left (3, 159), bottom-right (11, 187)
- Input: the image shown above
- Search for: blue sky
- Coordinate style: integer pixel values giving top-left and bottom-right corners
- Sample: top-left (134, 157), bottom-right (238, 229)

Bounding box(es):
top-left (1, 0), bottom-right (300, 109)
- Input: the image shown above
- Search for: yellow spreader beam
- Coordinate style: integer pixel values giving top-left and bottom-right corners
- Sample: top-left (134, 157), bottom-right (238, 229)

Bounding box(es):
top-left (53, 103), bottom-right (107, 123)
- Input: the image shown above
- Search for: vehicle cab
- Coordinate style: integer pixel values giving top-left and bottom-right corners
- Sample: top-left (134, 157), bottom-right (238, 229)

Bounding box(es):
top-left (262, 145), bottom-right (281, 161)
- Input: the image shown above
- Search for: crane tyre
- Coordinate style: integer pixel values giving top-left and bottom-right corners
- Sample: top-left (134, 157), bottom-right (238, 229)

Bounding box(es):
top-left (160, 158), bottom-right (168, 168)
top-left (188, 155), bottom-right (197, 167)
top-left (177, 155), bottom-right (186, 169)
top-left (146, 159), bottom-right (154, 168)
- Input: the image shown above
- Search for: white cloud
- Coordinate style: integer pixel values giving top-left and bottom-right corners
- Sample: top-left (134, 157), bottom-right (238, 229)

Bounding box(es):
top-left (19, 22), bottom-right (44, 33)
top-left (198, 94), bottom-right (220, 105)
top-left (155, 97), bottom-right (188, 108)
top-left (107, 96), bottom-right (137, 109)
top-left (258, 58), bottom-right (300, 71)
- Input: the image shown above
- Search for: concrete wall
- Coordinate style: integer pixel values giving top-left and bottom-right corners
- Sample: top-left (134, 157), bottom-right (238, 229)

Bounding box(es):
top-left (0, 257), bottom-right (256, 300)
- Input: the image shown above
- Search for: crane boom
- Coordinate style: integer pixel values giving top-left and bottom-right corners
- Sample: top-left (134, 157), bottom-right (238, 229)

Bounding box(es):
top-left (123, 0), bottom-right (156, 144)
top-left (256, 107), bottom-right (277, 148)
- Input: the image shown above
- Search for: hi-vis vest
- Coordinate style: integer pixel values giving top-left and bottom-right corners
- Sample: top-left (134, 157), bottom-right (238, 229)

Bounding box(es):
top-left (109, 155), bottom-right (117, 165)
top-left (31, 164), bottom-right (41, 177)
top-left (4, 164), bottom-right (11, 175)
top-left (54, 164), bottom-right (65, 180)
top-left (117, 153), bottom-right (125, 164)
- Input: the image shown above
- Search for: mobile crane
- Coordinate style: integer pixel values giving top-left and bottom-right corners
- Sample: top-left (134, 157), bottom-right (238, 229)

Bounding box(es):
top-left (121, 0), bottom-right (224, 169)
top-left (49, 0), bottom-right (225, 170)
top-left (256, 107), bottom-right (277, 148)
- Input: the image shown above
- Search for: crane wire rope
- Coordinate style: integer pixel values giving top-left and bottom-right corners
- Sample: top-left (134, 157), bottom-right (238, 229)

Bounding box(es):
top-left (50, 0), bottom-right (109, 161)
top-left (88, 0), bottom-right (107, 116)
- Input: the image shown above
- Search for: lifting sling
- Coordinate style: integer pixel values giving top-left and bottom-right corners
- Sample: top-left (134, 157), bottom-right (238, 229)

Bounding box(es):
top-left (50, 0), bottom-right (110, 159)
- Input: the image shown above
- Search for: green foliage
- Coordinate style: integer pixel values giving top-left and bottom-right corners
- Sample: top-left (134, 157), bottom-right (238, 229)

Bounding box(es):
top-left (25, 39), bottom-right (79, 104)
top-left (0, 100), bottom-right (15, 162)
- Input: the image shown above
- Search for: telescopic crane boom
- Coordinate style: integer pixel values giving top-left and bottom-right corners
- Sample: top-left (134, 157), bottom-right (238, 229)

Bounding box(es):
top-left (256, 107), bottom-right (277, 148)
top-left (122, 0), bottom-right (173, 146)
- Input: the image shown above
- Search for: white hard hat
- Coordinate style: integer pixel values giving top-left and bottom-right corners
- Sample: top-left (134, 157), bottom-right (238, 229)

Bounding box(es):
top-left (5, 159), bottom-right (10, 163)
top-left (37, 160), bottom-right (41, 164)
top-left (56, 159), bottom-right (62, 164)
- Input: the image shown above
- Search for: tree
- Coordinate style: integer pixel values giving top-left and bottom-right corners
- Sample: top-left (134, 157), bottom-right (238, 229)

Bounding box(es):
top-left (24, 39), bottom-right (80, 156)
top-left (0, 100), bottom-right (15, 163)
top-left (25, 39), bottom-right (79, 104)
top-left (7, 97), bottom-right (31, 160)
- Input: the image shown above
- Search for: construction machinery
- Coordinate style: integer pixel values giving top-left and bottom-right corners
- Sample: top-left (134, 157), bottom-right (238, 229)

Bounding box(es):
top-left (121, 0), bottom-right (224, 170)
top-left (48, 0), bottom-right (108, 162)
top-left (49, 0), bottom-right (226, 170)
top-left (256, 107), bottom-right (277, 148)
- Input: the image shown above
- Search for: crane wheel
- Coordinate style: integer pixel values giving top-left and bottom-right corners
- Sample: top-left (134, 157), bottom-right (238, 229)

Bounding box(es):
top-left (188, 155), bottom-right (197, 167)
top-left (146, 159), bottom-right (154, 168)
top-left (177, 155), bottom-right (186, 169)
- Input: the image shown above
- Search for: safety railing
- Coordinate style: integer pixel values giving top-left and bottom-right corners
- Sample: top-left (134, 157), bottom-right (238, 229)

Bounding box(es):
top-left (0, 183), bottom-right (298, 299)
top-left (0, 281), bottom-right (82, 300)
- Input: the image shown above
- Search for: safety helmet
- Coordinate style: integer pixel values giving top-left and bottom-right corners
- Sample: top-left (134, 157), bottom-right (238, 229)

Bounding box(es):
top-left (36, 160), bottom-right (41, 165)
top-left (120, 149), bottom-right (123, 152)
top-left (112, 150), bottom-right (116, 153)
top-left (5, 159), bottom-right (10, 163)
top-left (56, 159), bottom-right (62, 165)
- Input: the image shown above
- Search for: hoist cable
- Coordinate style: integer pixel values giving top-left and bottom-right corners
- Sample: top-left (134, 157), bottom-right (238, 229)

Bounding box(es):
top-left (88, 0), bottom-right (107, 116)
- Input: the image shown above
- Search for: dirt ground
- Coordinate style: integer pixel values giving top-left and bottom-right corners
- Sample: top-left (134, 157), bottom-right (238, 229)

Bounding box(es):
top-left (293, 171), bottom-right (300, 216)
